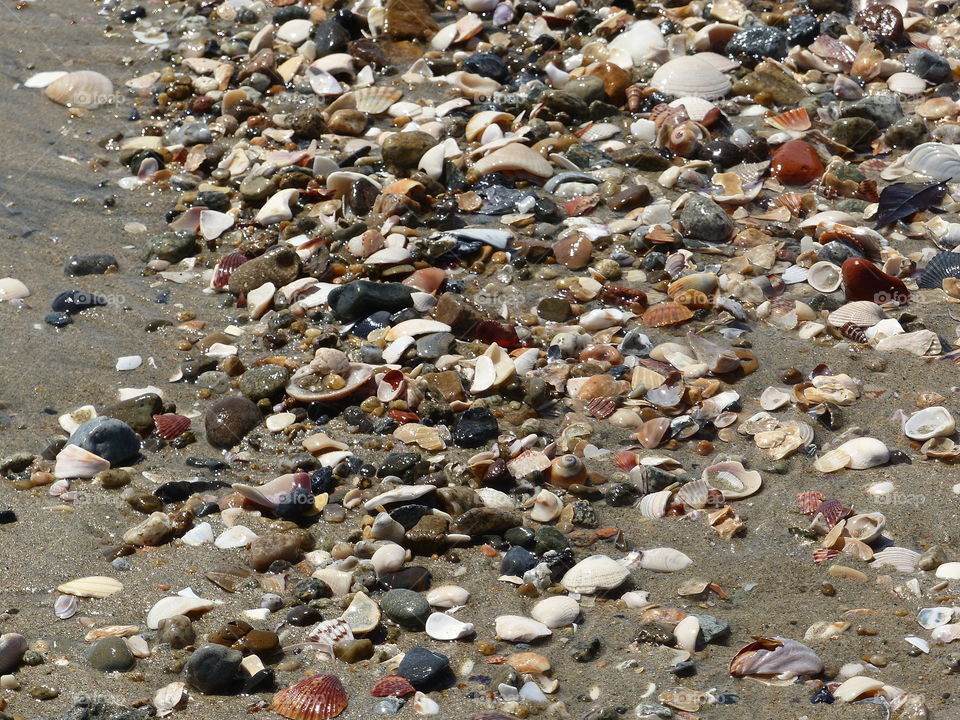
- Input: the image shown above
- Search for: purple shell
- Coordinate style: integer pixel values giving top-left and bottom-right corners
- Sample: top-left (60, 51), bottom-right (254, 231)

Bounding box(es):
top-left (55, 594), bottom-right (79, 620)
top-left (492, 2), bottom-right (514, 25)
top-left (212, 252), bottom-right (248, 289)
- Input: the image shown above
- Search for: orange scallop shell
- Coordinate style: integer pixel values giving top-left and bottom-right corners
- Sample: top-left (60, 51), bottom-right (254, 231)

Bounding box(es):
top-left (153, 413), bottom-right (191, 440)
top-left (642, 301), bottom-right (694, 327)
top-left (764, 107), bottom-right (811, 132)
top-left (272, 674), bottom-right (348, 720)
top-left (370, 675), bottom-right (416, 698)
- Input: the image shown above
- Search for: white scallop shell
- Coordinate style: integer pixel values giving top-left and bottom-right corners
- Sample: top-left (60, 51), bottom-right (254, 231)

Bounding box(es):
top-left (45, 70), bottom-right (114, 108)
top-left (426, 585), bottom-right (471, 609)
top-left (903, 142), bottom-right (960, 182)
top-left (903, 406), bottom-right (955, 440)
top-left (650, 56), bottom-right (731, 100)
top-left (495, 615), bottom-right (552, 642)
top-left (425, 612), bottom-right (475, 640)
top-left (530, 595), bottom-right (580, 628)
top-left (638, 489), bottom-right (672, 518)
top-left (807, 261), bottom-right (842, 293)
top-left (676, 479), bottom-right (710, 509)
top-left (638, 547), bottom-right (692, 573)
top-left (871, 546), bottom-right (921, 572)
top-left (561, 555), bottom-right (630, 594)
top-left (827, 301), bottom-right (885, 328)
top-left (668, 96), bottom-right (718, 122)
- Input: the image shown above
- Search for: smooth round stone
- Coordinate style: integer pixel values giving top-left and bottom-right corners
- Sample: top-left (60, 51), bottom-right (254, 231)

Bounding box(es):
top-left (504, 526), bottom-right (536, 549)
top-left (285, 605), bottom-right (323, 627)
top-left (86, 637), bottom-right (135, 672)
top-left (328, 280), bottom-right (413, 322)
top-left (241, 630), bottom-right (280, 656)
top-left (204, 395), bottom-right (262, 449)
top-left (292, 578), bottom-right (332, 602)
top-left (250, 533), bottom-right (303, 572)
top-left (69, 417), bottom-right (140, 465)
top-left (855, 3), bottom-right (904, 42)
top-left (44, 312), bottom-right (72, 327)
top-left (158, 615), bottom-right (196, 649)
top-left (397, 646), bottom-right (449, 688)
top-left (261, 593), bottom-right (284, 612)
top-left (51, 289), bottom-right (107, 314)
top-left (786, 15), bottom-right (820, 45)
top-left (144, 232), bottom-right (198, 263)
top-left (227, 245), bottom-right (300, 294)
top-left (381, 132), bottom-right (436, 175)
top-left (828, 117), bottom-right (878, 148)
top-left (500, 546), bottom-right (538, 576)
top-left (770, 140), bottom-right (825, 185)
top-left (461, 53), bottom-right (507, 82)
top-left (452, 407), bottom-right (499, 448)
top-left (334, 638), bottom-right (375, 663)
top-left (416, 332), bottom-right (454, 361)
top-left (0, 634), bottom-right (28, 674)
top-left (185, 644), bottom-right (242, 694)
top-left (102, 393), bottom-right (163, 435)
top-left (378, 567), bottom-right (432, 591)
top-left (238, 365), bottom-right (290, 401)
top-left (381, 589), bottom-right (431, 629)
top-left (64, 254), bottom-right (118, 276)
top-left (313, 17), bottom-right (350, 54)
top-left (904, 49), bottom-right (951, 85)
top-left (679, 195), bottom-right (735, 242)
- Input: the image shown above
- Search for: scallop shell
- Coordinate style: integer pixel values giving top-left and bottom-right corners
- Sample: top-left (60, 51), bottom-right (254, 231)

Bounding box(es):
top-left (57, 576), bottom-right (123, 599)
top-left (54, 444), bottom-right (111, 479)
top-left (212, 252), bottom-right (248, 289)
top-left (286, 364), bottom-right (375, 402)
top-left (903, 406), bottom-right (955, 440)
top-left (153, 413), bottom-right (191, 440)
top-left (676, 479), bottom-right (710, 509)
top-left (471, 143), bottom-right (553, 180)
top-left (826, 301), bottom-right (885, 328)
top-left (638, 547), bottom-right (692, 573)
top-left (638, 489), bottom-right (672, 518)
top-left (307, 618), bottom-right (354, 648)
top-left (642, 301), bottom-right (694, 327)
top-left (371, 675), bottom-right (416, 698)
top-left (530, 595), bottom-right (579, 628)
top-left (272, 674), bottom-right (348, 720)
top-left (45, 70), bottom-right (114, 108)
top-left (918, 251), bottom-right (960, 289)
top-left (495, 615), bottom-right (552, 643)
top-left (764, 107), bottom-right (811, 132)
top-left (561, 555), bottom-right (629, 594)
top-left (796, 490), bottom-right (825, 514)
top-left (845, 512), bottom-right (886, 544)
top-left (352, 86), bottom-right (403, 114)
top-left (871, 546), bottom-right (921, 572)
top-left (425, 612), bottom-right (475, 640)
top-left (649, 56), bottom-right (731, 100)
top-left (903, 142), bottom-right (960, 182)
top-left (701, 461), bottom-right (761, 499)
top-left (806, 261), bottom-right (842, 293)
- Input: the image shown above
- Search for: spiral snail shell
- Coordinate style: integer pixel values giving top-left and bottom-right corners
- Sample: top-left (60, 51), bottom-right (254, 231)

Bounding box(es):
top-left (549, 454), bottom-right (587, 488)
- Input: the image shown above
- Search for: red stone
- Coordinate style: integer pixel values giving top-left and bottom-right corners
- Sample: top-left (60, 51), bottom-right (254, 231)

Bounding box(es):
top-left (770, 140), bottom-right (825, 186)
top-left (840, 257), bottom-right (910, 304)
top-left (475, 320), bottom-right (520, 347)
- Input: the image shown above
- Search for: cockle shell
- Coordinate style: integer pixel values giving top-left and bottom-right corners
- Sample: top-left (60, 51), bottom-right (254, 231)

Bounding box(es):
top-left (919, 251), bottom-right (960, 288)
top-left (471, 143), bottom-right (553, 180)
top-left (813, 437), bottom-right (889, 472)
top-left (902, 142), bottom-right (960, 182)
top-left (903, 406), bottom-right (955, 440)
top-left (561, 555), bottom-right (629, 594)
top-left (530, 596), bottom-right (580, 628)
top-left (807, 261), bottom-right (842, 293)
top-left (147, 595), bottom-right (215, 629)
top-left (530, 489), bottom-right (562, 522)
top-left (425, 612), bottom-right (475, 640)
top-left (307, 618), bottom-right (354, 649)
top-left (153, 413), bottom-right (191, 440)
top-left (371, 675), bottom-right (416, 698)
top-left (57, 576), bottom-right (123, 599)
top-left (729, 637), bottom-right (823, 677)
top-left (650, 56), bottom-right (731, 100)
top-left (827, 301), bottom-right (885, 328)
top-left (54, 444), bottom-right (111, 479)
top-left (426, 585), bottom-right (471, 609)
top-left (495, 615), bottom-right (552, 642)
top-left (701, 461), bottom-right (761, 499)
top-left (272, 674), bottom-right (348, 720)
top-left (871, 546), bottom-right (921, 572)
top-left (638, 547), bottom-right (692, 573)
top-left (638, 489), bottom-right (672, 518)
top-left (45, 70), bottom-right (114, 108)
top-left (676, 479), bottom-right (711, 509)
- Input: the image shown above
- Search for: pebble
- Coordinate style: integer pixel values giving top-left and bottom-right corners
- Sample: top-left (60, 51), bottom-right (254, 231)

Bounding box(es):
top-left (204, 395), bottom-right (262, 449)
top-left (397, 646), bottom-right (449, 688)
top-left (0, 634), bottom-right (27, 674)
top-left (185, 644), bottom-right (242, 694)
top-left (726, 25), bottom-right (787, 62)
top-left (157, 615), bottom-right (195, 649)
top-left (64, 254), bottom-right (118, 276)
top-left (51, 289), bottom-right (107, 314)
top-left (328, 280), bottom-right (413, 322)
top-left (69, 417), bottom-right (140, 465)
top-left (86, 637), bottom-right (136, 672)
top-left (238, 365), bottom-right (290, 401)
top-left (680, 195), bottom-right (735, 242)
top-left (227, 245), bottom-right (300, 294)
top-left (249, 533), bottom-right (303, 572)
top-left (770, 140), bottom-right (826, 185)
top-left (102, 393), bottom-right (163, 435)
top-left (381, 132), bottom-right (437, 176)
top-left (381, 588), bottom-right (431, 629)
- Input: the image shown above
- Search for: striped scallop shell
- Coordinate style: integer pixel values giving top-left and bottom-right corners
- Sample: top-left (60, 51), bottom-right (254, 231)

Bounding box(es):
top-left (918, 250), bottom-right (960, 289)
top-left (371, 675), bottom-right (416, 698)
top-left (638, 489), bottom-right (672, 518)
top-left (795, 491), bottom-right (825, 515)
top-left (642, 301), bottom-right (694, 328)
top-left (353, 86), bottom-right (404, 114)
top-left (212, 252), bottom-right (248, 289)
top-left (903, 142), bottom-right (960, 182)
top-left (812, 548), bottom-right (840, 565)
top-left (764, 107), bottom-right (811, 132)
top-left (153, 413), bottom-right (191, 440)
top-left (272, 674), bottom-right (348, 720)
top-left (871, 546), bottom-right (921, 573)
top-left (826, 300), bottom-right (884, 328)
top-left (676, 479), bottom-right (710, 509)
top-left (649, 56), bottom-right (731, 99)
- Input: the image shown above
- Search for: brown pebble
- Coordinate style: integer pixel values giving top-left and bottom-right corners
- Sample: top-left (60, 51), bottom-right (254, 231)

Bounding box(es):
top-left (695, 440), bottom-right (713, 456)
top-left (820, 583), bottom-right (836, 596)
top-left (275, 659), bottom-right (301, 672)
top-left (867, 654), bottom-right (888, 667)
top-left (475, 640), bottom-right (497, 656)
top-left (857, 626), bottom-right (878, 636)
top-left (778, 367), bottom-right (803, 384)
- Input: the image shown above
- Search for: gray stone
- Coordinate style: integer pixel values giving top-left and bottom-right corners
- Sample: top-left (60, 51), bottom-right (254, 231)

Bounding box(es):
top-left (64, 254), bottom-right (118, 277)
top-left (680, 195), bottom-right (734, 243)
top-left (396, 646), bottom-right (448, 687)
top-left (381, 131), bottom-right (436, 175)
top-left (69, 417), bottom-right (140, 466)
top-left (828, 117), bottom-right (878, 148)
top-left (381, 588), bottom-right (431, 629)
top-left (416, 332), bottom-right (454, 361)
top-left (204, 395), bottom-right (261, 449)
top-left (228, 245), bottom-right (300, 295)
top-left (86, 637), bottom-right (135, 672)
top-left (185, 644), bottom-right (242, 694)
top-left (144, 232), bottom-right (198, 263)
top-left (238, 365), bottom-right (290, 401)
top-left (840, 93), bottom-right (903, 128)
top-left (158, 615), bottom-right (195, 649)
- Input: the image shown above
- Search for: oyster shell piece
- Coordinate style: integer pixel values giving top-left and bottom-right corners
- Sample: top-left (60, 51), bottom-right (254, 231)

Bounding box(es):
top-left (729, 637), bottom-right (822, 678)
top-left (285, 364), bottom-right (375, 402)
top-left (903, 406), bottom-right (955, 440)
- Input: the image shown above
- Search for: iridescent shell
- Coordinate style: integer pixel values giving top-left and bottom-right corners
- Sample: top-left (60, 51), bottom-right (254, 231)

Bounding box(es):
top-left (153, 413), bottom-right (191, 440)
top-left (272, 674), bottom-right (348, 720)
top-left (729, 637), bottom-right (822, 677)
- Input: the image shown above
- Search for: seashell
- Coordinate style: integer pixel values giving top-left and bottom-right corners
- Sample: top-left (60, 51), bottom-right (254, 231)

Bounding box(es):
top-left (650, 56), bottom-right (731, 100)
top-left (233, 473), bottom-right (311, 511)
top-left (353, 86), bottom-right (403, 114)
top-left (935, 562), bottom-right (960, 579)
top-left (903, 406), bottom-right (955, 440)
top-left (918, 251), bottom-right (960, 289)
top-left (153, 413), bottom-right (191, 440)
top-left (212, 252), bottom-right (248, 289)
top-left (549, 454), bottom-right (587, 488)
top-left (255, 189), bottom-right (299, 225)
top-left (845, 513), bottom-right (886, 544)
top-left (638, 489), bottom-right (672, 518)
top-left (932, 624), bottom-right (960, 644)
top-left (426, 585), bottom-right (471, 609)
top-left (0, 277), bottom-right (30, 301)
top-left (371, 675), bottom-right (416, 698)
top-left (412, 691), bottom-right (439, 715)
top-left (764, 107), bottom-right (811, 132)
top-left (364, 484), bottom-right (435, 512)
top-left (199, 209), bottom-right (234, 241)
top-left (59, 405), bottom-right (97, 434)
top-left (638, 547), bottom-right (692, 573)
top-left (806, 261), bottom-right (842, 293)
top-left (875, 329), bottom-right (940, 356)
top-left (686, 333), bottom-right (740, 373)
top-left (903, 143), bottom-right (960, 182)
top-left (286, 364), bottom-right (375, 403)
top-left (153, 681), bottom-right (187, 717)
top-left (425, 612), bottom-right (475, 640)
top-left (54, 594), bottom-right (79, 620)
top-left (57, 576), bottom-right (123, 599)
top-left (54, 444), bottom-right (111, 479)
top-left (470, 143), bottom-right (553, 181)
top-left (871, 546), bottom-right (921, 573)
top-left (819, 437), bottom-right (889, 472)
top-left (561, 555), bottom-right (629, 594)
top-left (918, 607), bottom-right (954, 630)
top-left (667, 272), bottom-right (718, 301)
top-left (887, 71), bottom-right (926, 96)
top-left (530, 596), bottom-right (579, 628)
top-left (372, 544), bottom-right (407, 577)
top-left (495, 615), bottom-right (552, 643)
top-left (759, 386), bottom-right (791, 411)
top-left (643, 301), bottom-right (694, 327)
top-left (466, 111), bottom-right (514, 142)
top-left (701, 461), bottom-right (762, 499)
top-left (342, 592), bottom-right (380, 634)
top-left (307, 618), bottom-right (354, 649)
top-left (673, 615), bottom-right (701, 653)
top-left (272, 674), bottom-right (348, 720)
top-left (447, 70), bottom-right (501, 101)
top-left (608, 20), bottom-right (666, 63)
top-left (84, 625), bottom-right (140, 642)
top-left (45, 70), bottom-right (114, 108)
top-left (812, 548), bottom-right (839, 565)
top-left (530, 489), bottom-right (562, 523)
top-left (827, 300), bottom-right (885, 328)
top-left (676, 479), bottom-right (711, 509)
top-left (182, 522), bottom-right (214, 546)
top-left (0, 633), bottom-right (28, 674)
top-left (833, 676), bottom-right (885, 703)
top-left (147, 595), bottom-right (215, 629)
top-left (637, 417), bottom-right (671, 450)
top-left (729, 637), bottom-right (823, 678)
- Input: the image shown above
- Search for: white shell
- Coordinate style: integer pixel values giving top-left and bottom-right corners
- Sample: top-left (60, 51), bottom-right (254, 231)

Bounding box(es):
top-left (638, 489), bottom-right (672, 518)
top-left (364, 484), bottom-right (436, 511)
top-left (372, 543), bottom-right (407, 577)
top-left (815, 437), bottom-right (889, 472)
top-left (199, 209), bottom-right (235, 241)
top-left (845, 512), bottom-right (886, 543)
top-left (495, 615), bottom-right (552, 642)
top-left (932, 623), bottom-right (960, 644)
top-left (45, 70), bottom-right (114, 108)
top-left (935, 562), bottom-right (960, 580)
top-left (903, 142), bottom-right (960, 182)
top-left (57, 576), bottom-right (123, 599)
top-left (413, 691), bottom-right (440, 716)
top-left (342, 591), bottom-right (381, 633)
top-left (425, 612), bottom-right (475, 640)
top-left (871, 546), bottom-right (921, 573)
top-left (608, 21), bottom-right (665, 64)
top-left (276, 19), bottom-right (313, 45)
top-left (759, 386), bottom-right (791, 411)
top-left (887, 72), bottom-right (926, 96)
top-left (312, 568), bottom-right (353, 596)
top-left (181, 522), bottom-right (214, 546)
top-left (673, 615), bottom-right (700, 653)
top-left (0, 277), bottom-right (30, 301)
top-left (530, 595), bottom-right (580, 628)
top-left (54, 444), bottom-right (111, 479)
top-left (807, 261), bottom-right (842, 293)
top-left (918, 607), bottom-right (954, 630)
top-left (426, 585), bottom-right (471, 609)
top-left (676, 479), bottom-right (710, 509)
top-left (530, 489), bottom-right (562, 522)
top-left (214, 525), bottom-right (258, 549)
top-left (903, 406), bottom-right (955, 440)
top-left (638, 547), bottom-right (692, 573)
top-left (146, 596), bottom-right (215, 629)
top-left (833, 676), bottom-right (885, 703)
top-left (701, 461), bottom-right (762, 499)
top-left (561, 555), bottom-right (630, 594)
top-left (254, 189), bottom-right (299, 224)
top-left (650, 56), bottom-right (731, 99)
top-left (827, 301), bottom-right (885, 328)
top-left (59, 405), bottom-right (97, 434)
top-left (153, 681), bottom-right (187, 717)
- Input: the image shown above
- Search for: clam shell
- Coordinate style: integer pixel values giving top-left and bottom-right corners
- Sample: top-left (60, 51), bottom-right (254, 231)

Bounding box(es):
top-left (0, 277), bottom-right (30, 301)
top-left (153, 681), bottom-right (187, 716)
top-left (759, 386), bottom-right (791, 411)
top-left (272, 674), bottom-right (348, 720)
top-left (845, 512), bottom-right (886, 543)
top-left (887, 72), bottom-right (926, 96)
top-left (54, 594), bottom-right (79, 620)
top-left (45, 70), bottom-right (114, 108)
top-left (918, 251), bottom-right (960, 289)
top-left (936, 562), bottom-right (960, 579)
top-left (822, 437), bottom-right (888, 471)
top-left (650, 56), bottom-right (731, 100)
top-left (495, 615), bottom-right (552, 643)
top-left (147, 596), bottom-right (215, 629)
top-left (638, 547), bottom-right (692, 573)
top-left (352, 86), bottom-right (403, 114)
top-left (54, 444), bottom-right (111, 479)
top-left (371, 544), bottom-right (407, 577)
top-left (608, 20), bottom-right (665, 63)
top-left (673, 614), bottom-right (701, 653)
top-left (676, 479), bottom-right (710, 509)
top-left (638, 489), bottom-right (672, 518)
top-left (471, 143), bottom-right (553, 180)
top-left (833, 676), bottom-right (884, 703)
top-left (57, 576), bottom-right (123, 599)
top-left (425, 612), bottom-right (475, 640)
top-left (701, 461), bottom-right (761, 499)
top-left (903, 406), bottom-right (955, 440)
top-left (530, 596), bottom-right (579, 628)
top-left (286, 364), bottom-right (375, 403)
top-left (426, 585), bottom-right (471, 609)
top-left (827, 301), bottom-right (884, 328)
top-left (918, 607), bottom-right (954, 630)
top-left (561, 555), bottom-right (629, 594)
top-left (729, 637), bottom-right (822, 678)
top-left (932, 624), bottom-right (960, 644)
top-left (903, 142), bottom-right (960, 182)
top-left (806, 261), bottom-right (842, 293)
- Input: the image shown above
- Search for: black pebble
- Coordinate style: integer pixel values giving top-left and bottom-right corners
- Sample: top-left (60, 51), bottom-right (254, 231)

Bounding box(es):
top-left (52, 289), bottom-right (107, 314)
top-left (44, 312), bottom-right (72, 328)
top-left (119, 6), bottom-right (146, 22)
top-left (285, 605), bottom-right (322, 626)
top-left (0, 509), bottom-right (16, 524)
top-left (64, 254), bottom-right (118, 277)
top-left (185, 457), bottom-right (228, 470)
top-left (461, 53), bottom-right (508, 82)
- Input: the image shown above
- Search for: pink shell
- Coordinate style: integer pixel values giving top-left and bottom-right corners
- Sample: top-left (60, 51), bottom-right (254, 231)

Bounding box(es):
top-left (272, 674), bottom-right (348, 720)
top-left (212, 252), bottom-right (248, 289)
top-left (585, 397), bottom-right (616, 420)
top-left (815, 499), bottom-right (849, 527)
top-left (370, 675), bottom-right (416, 698)
top-left (153, 413), bottom-right (191, 440)
top-left (812, 548), bottom-right (839, 565)
top-left (795, 491), bottom-right (825, 515)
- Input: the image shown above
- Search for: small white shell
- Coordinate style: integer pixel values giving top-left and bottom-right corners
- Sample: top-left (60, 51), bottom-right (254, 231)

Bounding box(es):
top-left (807, 261), bottom-right (842, 293)
top-left (759, 386), bottom-right (791, 411)
top-left (54, 444), bottom-right (110, 479)
top-left (845, 512), bottom-right (886, 543)
top-left (153, 681), bottom-right (187, 717)
top-left (561, 555), bottom-right (630, 594)
top-left (146, 596), bottom-right (215, 629)
top-left (887, 72), bottom-right (926, 96)
top-left (815, 437), bottom-right (888, 472)
top-left (827, 301), bottom-right (885, 328)
top-left (495, 615), bottom-right (552, 643)
top-left (871, 546), bottom-right (921, 572)
top-left (214, 525), bottom-right (258, 549)
top-left (530, 489), bottom-right (562, 523)
top-left (364, 484), bottom-right (436, 511)
top-left (530, 595), bottom-right (580, 628)
top-left (935, 562), bottom-right (960, 579)
top-left (608, 20), bottom-right (666, 63)
top-left (371, 543), bottom-right (407, 577)
top-left (342, 591), bottom-right (381, 633)
top-left (426, 585), bottom-right (471, 609)
top-left (903, 406), bottom-right (955, 440)
top-left (254, 188), bottom-right (299, 224)
top-left (701, 461), bottom-right (762, 499)
top-left (638, 489), bottom-right (672, 518)
top-left (0, 277), bottom-right (30, 301)
top-left (673, 614), bottom-right (700, 653)
top-left (917, 607), bottom-right (953, 630)
top-left (649, 56), bottom-right (731, 99)
top-left (54, 594), bottom-right (79, 619)
top-left (833, 676), bottom-right (885, 703)
top-left (638, 547), bottom-right (692, 573)
top-left (425, 612), bottom-right (475, 640)
top-left (45, 70), bottom-right (114, 108)
top-left (903, 142), bottom-right (960, 182)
